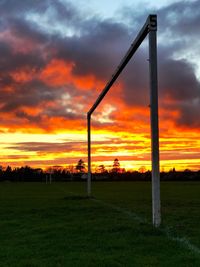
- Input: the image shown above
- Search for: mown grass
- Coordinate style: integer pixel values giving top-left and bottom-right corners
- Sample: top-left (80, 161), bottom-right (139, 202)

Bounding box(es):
top-left (0, 181), bottom-right (200, 266)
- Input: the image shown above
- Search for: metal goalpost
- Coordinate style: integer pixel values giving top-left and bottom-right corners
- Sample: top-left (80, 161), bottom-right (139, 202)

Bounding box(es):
top-left (87, 14), bottom-right (161, 227)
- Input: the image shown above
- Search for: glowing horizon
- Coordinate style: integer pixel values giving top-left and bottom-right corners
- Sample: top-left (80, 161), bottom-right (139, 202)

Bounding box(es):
top-left (0, 128), bottom-right (200, 172)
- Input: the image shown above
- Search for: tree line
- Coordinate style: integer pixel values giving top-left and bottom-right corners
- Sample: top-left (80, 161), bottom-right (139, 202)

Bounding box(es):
top-left (0, 159), bottom-right (200, 182)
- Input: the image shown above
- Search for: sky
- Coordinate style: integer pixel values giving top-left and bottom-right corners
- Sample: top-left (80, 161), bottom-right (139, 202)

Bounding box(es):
top-left (0, 0), bottom-right (200, 171)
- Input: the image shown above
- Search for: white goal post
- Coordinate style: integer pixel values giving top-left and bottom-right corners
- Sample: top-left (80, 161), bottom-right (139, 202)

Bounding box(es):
top-left (87, 15), bottom-right (161, 227)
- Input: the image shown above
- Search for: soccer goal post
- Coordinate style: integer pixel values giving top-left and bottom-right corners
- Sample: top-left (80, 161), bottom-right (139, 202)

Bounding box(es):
top-left (87, 14), bottom-right (161, 227)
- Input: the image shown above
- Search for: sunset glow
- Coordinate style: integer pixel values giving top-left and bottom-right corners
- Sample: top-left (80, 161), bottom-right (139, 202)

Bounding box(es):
top-left (0, 0), bottom-right (200, 172)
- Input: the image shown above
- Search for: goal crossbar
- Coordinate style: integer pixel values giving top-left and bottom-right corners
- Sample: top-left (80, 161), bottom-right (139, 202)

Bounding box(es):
top-left (88, 15), bottom-right (153, 116)
top-left (87, 14), bottom-right (160, 227)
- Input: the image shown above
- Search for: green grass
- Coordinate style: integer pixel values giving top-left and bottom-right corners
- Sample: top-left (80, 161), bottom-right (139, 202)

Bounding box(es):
top-left (0, 181), bottom-right (200, 266)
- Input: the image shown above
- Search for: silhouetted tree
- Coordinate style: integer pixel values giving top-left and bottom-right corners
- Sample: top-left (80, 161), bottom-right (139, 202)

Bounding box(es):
top-left (138, 166), bottom-right (146, 173)
top-left (75, 159), bottom-right (86, 173)
top-left (0, 166), bottom-right (3, 181)
top-left (96, 164), bottom-right (107, 174)
top-left (4, 165), bottom-right (12, 180)
top-left (112, 158), bottom-right (120, 173)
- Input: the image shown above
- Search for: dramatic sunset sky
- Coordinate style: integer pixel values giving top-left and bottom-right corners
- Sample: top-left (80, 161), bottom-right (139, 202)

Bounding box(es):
top-left (0, 0), bottom-right (200, 171)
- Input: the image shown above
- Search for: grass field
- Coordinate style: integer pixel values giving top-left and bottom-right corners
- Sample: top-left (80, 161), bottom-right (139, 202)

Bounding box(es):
top-left (0, 181), bottom-right (200, 267)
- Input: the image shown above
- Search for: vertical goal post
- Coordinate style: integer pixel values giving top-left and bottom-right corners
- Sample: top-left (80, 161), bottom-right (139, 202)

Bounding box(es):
top-left (87, 14), bottom-right (161, 227)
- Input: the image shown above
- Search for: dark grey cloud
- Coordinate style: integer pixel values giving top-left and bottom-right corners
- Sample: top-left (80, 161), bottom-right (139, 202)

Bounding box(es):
top-left (15, 111), bottom-right (42, 124)
top-left (119, 47), bottom-right (149, 107)
top-left (8, 17), bottom-right (50, 44)
top-left (50, 0), bottom-right (80, 23)
top-left (0, 79), bottom-right (88, 127)
top-left (177, 99), bottom-right (200, 127)
top-left (0, 0), bottom-right (83, 33)
top-left (43, 105), bottom-right (85, 121)
top-left (0, 0), bottom-right (49, 17)
top-left (158, 0), bottom-right (200, 37)
top-left (0, 41), bottom-right (46, 72)
top-left (52, 19), bottom-right (130, 79)
top-left (159, 58), bottom-right (200, 101)
top-left (0, 80), bottom-right (57, 112)
top-left (7, 141), bottom-right (85, 153)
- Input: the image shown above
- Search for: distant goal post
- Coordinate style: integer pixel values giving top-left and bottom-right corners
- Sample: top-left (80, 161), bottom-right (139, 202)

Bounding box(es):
top-left (87, 15), bottom-right (161, 227)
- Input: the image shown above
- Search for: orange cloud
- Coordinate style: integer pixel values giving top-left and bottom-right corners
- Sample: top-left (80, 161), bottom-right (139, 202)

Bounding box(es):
top-left (40, 59), bottom-right (105, 90)
top-left (40, 59), bottom-right (73, 86)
